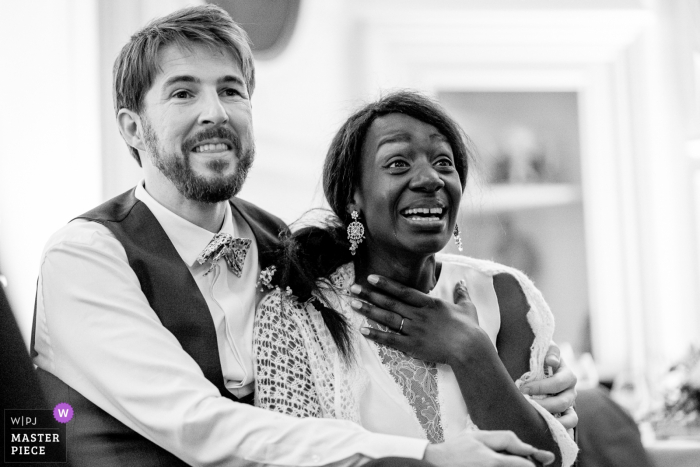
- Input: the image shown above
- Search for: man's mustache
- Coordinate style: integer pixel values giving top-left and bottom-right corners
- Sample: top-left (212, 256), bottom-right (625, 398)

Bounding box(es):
top-left (182, 127), bottom-right (242, 155)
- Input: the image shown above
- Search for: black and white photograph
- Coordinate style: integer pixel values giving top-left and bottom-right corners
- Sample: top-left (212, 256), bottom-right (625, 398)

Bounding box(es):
top-left (1, 1), bottom-right (699, 466)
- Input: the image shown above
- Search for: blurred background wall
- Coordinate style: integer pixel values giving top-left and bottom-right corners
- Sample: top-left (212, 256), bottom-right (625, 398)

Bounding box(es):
top-left (1, 0), bottom-right (699, 387)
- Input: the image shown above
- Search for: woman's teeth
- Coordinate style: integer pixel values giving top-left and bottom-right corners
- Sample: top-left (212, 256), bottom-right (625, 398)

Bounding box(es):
top-left (402, 207), bottom-right (443, 221)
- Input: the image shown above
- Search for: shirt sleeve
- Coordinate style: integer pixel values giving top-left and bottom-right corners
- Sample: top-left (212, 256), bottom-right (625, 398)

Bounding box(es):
top-left (33, 221), bottom-right (428, 467)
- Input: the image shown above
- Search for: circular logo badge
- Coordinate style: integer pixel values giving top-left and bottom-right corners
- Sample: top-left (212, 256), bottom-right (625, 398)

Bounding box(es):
top-left (53, 403), bottom-right (73, 423)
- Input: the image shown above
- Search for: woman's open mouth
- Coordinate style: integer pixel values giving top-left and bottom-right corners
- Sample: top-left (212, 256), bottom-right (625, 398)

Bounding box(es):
top-left (400, 206), bottom-right (445, 222)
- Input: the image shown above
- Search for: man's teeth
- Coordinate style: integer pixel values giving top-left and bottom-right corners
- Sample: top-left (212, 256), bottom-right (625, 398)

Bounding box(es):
top-left (194, 143), bottom-right (229, 153)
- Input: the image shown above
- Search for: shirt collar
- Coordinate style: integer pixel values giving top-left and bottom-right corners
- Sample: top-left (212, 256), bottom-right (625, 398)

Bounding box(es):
top-left (134, 181), bottom-right (235, 267)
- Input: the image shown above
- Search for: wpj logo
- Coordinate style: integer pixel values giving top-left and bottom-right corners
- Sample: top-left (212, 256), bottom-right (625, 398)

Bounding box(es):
top-left (4, 404), bottom-right (70, 463)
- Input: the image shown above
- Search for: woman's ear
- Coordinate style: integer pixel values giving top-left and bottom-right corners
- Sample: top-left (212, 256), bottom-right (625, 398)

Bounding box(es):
top-left (347, 190), bottom-right (363, 216)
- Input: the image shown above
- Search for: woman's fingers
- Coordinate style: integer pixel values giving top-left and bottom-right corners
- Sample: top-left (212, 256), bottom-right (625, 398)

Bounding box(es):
top-left (453, 279), bottom-right (471, 303)
top-left (350, 297), bottom-right (406, 332)
top-left (359, 325), bottom-right (413, 354)
top-left (349, 283), bottom-right (422, 324)
top-left (453, 280), bottom-right (478, 324)
top-left (366, 274), bottom-right (433, 307)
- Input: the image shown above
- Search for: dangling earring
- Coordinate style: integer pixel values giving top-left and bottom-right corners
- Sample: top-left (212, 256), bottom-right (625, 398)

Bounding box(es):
top-left (453, 223), bottom-right (463, 252)
top-left (347, 210), bottom-right (365, 256)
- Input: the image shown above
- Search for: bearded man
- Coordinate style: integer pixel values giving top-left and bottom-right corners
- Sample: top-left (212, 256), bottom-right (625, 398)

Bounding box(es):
top-left (32, 5), bottom-right (576, 467)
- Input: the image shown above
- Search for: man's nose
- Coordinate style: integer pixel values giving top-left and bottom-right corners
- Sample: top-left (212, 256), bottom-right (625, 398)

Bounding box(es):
top-left (410, 163), bottom-right (445, 192)
top-left (198, 92), bottom-right (229, 126)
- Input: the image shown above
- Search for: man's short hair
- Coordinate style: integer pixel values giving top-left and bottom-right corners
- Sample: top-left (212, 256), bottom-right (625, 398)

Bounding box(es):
top-left (113, 4), bottom-right (255, 165)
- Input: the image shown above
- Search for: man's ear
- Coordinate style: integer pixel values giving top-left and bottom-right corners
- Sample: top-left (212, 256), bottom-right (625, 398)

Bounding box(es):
top-left (117, 109), bottom-right (146, 153)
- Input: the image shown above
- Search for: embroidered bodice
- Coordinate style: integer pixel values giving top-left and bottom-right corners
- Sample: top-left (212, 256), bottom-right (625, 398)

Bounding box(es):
top-left (334, 264), bottom-right (446, 442)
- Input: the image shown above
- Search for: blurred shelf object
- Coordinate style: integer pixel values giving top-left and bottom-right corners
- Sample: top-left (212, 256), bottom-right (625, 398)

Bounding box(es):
top-left (463, 183), bottom-right (582, 214)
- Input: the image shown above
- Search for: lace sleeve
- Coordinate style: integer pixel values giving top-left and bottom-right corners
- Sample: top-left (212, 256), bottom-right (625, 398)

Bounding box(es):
top-left (253, 291), bottom-right (322, 418)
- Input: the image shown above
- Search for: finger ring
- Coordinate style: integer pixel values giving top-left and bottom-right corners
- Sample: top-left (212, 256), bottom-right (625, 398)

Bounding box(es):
top-left (398, 317), bottom-right (405, 333)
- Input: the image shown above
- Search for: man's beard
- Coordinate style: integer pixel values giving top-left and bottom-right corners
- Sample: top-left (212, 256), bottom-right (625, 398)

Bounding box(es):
top-left (142, 120), bottom-right (254, 203)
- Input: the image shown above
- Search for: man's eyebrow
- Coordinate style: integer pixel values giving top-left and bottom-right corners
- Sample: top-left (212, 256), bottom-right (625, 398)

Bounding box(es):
top-left (219, 75), bottom-right (246, 86)
top-left (162, 75), bottom-right (245, 87)
top-left (162, 75), bottom-right (246, 92)
top-left (163, 75), bottom-right (199, 88)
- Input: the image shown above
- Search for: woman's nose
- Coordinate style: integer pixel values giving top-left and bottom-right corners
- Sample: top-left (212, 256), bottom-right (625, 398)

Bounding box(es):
top-left (410, 163), bottom-right (445, 192)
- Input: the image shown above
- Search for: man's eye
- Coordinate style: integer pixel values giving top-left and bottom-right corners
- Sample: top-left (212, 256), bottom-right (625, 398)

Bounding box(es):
top-left (222, 88), bottom-right (242, 97)
top-left (173, 90), bottom-right (191, 99)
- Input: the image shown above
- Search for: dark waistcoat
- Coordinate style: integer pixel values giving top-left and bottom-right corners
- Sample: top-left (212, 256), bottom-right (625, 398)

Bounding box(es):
top-left (32, 188), bottom-right (287, 467)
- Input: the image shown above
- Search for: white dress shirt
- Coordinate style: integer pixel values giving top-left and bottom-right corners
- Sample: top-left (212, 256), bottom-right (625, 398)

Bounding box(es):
top-left (33, 182), bottom-right (427, 466)
top-left (133, 183), bottom-right (259, 397)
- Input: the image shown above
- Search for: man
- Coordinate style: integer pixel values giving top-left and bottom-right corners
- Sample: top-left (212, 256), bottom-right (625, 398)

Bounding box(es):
top-left (33, 5), bottom-right (575, 466)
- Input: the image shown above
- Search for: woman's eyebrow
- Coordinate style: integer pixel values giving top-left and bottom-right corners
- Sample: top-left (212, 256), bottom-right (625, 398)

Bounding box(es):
top-left (377, 133), bottom-right (411, 149)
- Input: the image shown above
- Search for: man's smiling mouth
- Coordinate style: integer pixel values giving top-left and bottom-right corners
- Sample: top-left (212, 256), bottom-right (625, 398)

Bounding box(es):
top-left (193, 142), bottom-right (232, 153)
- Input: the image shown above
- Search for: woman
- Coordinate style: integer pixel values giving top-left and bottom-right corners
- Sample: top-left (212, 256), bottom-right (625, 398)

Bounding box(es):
top-left (253, 91), bottom-right (578, 467)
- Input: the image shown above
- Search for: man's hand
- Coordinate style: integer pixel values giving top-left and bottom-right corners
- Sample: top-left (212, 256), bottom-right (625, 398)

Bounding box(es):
top-left (520, 344), bottom-right (578, 430)
top-left (424, 430), bottom-right (555, 467)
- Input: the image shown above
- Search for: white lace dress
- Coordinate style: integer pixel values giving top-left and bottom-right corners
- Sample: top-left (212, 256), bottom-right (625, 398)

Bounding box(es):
top-left (254, 254), bottom-right (578, 467)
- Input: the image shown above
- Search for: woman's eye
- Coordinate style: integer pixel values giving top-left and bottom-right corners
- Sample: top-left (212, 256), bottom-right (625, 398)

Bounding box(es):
top-left (435, 157), bottom-right (454, 167)
top-left (388, 160), bottom-right (409, 169)
top-left (173, 90), bottom-right (191, 99)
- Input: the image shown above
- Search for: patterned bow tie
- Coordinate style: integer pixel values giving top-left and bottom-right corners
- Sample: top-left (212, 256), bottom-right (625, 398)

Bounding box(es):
top-left (196, 232), bottom-right (251, 278)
